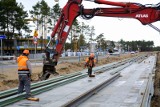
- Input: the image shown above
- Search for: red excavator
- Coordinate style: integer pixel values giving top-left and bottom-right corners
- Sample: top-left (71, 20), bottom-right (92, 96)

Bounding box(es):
top-left (40, 0), bottom-right (160, 80)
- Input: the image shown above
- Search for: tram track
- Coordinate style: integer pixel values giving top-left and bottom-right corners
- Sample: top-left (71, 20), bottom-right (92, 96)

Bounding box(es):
top-left (61, 54), bottom-right (150, 107)
top-left (0, 72), bottom-right (87, 106)
top-left (67, 55), bottom-right (156, 107)
top-left (0, 54), bottom-right (148, 107)
top-left (62, 72), bottom-right (121, 107)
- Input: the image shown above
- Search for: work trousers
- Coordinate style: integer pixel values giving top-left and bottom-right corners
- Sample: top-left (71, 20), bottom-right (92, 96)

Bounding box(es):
top-left (88, 66), bottom-right (93, 76)
top-left (18, 75), bottom-right (31, 98)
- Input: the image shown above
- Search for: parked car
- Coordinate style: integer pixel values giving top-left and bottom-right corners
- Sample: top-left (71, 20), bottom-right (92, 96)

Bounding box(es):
top-left (130, 51), bottom-right (135, 54)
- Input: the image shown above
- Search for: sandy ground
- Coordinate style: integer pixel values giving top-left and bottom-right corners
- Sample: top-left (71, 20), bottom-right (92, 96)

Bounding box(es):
top-left (151, 52), bottom-right (160, 107)
top-left (0, 53), bottom-right (137, 91)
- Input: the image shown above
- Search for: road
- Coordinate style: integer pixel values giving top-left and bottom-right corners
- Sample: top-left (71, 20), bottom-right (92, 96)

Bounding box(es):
top-left (0, 55), bottom-right (109, 72)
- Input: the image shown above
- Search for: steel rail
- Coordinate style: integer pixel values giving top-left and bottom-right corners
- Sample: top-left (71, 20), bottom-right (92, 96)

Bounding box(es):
top-left (110, 55), bottom-right (149, 75)
top-left (110, 62), bottom-right (131, 75)
top-left (0, 73), bottom-right (87, 106)
top-left (140, 56), bottom-right (157, 107)
top-left (0, 55), bottom-right (141, 99)
top-left (140, 73), bottom-right (153, 107)
top-left (62, 54), bottom-right (151, 107)
top-left (94, 54), bottom-right (147, 74)
top-left (0, 72), bottom-right (82, 99)
top-left (0, 54), bottom-right (148, 106)
top-left (61, 72), bottom-right (121, 107)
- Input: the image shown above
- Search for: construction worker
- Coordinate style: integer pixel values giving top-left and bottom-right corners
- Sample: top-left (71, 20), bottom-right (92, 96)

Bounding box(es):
top-left (84, 53), bottom-right (96, 77)
top-left (17, 49), bottom-right (39, 101)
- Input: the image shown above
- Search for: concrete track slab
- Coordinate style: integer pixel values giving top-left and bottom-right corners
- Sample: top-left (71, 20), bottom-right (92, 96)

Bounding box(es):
top-left (79, 56), bottom-right (156, 107)
top-left (6, 64), bottom-right (120, 107)
top-left (6, 56), bottom-right (156, 107)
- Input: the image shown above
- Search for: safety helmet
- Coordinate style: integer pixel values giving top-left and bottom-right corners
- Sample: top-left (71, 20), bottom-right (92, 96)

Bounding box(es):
top-left (23, 49), bottom-right (30, 55)
top-left (90, 53), bottom-right (94, 58)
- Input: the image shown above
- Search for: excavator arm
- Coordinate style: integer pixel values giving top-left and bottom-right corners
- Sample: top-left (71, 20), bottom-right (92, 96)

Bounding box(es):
top-left (82, 1), bottom-right (160, 25)
top-left (40, 0), bottom-right (160, 80)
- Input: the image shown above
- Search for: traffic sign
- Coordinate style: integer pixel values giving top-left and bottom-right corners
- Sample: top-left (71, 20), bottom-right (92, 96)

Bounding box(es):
top-left (34, 30), bottom-right (38, 37)
top-left (17, 46), bottom-right (20, 50)
top-left (0, 35), bottom-right (6, 39)
top-left (0, 35), bottom-right (6, 57)
top-left (33, 37), bottom-right (38, 44)
top-left (47, 36), bottom-right (50, 40)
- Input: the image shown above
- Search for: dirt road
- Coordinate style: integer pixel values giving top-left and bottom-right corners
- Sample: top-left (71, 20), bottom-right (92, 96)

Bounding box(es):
top-left (151, 52), bottom-right (160, 107)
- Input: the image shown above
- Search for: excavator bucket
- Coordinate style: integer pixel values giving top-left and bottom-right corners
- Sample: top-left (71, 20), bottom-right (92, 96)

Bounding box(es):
top-left (40, 64), bottom-right (59, 80)
top-left (40, 47), bottom-right (59, 80)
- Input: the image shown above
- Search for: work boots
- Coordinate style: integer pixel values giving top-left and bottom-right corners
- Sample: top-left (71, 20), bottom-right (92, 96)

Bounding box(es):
top-left (27, 96), bottom-right (39, 101)
top-left (89, 74), bottom-right (95, 77)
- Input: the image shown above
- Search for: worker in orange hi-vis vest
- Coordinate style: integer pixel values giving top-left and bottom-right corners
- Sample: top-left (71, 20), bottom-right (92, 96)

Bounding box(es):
top-left (84, 53), bottom-right (96, 77)
top-left (17, 50), bottom-right (39, 101)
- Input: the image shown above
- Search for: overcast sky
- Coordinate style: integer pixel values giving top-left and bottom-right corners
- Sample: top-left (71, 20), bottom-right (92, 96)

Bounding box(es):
top-left (17, 0), bottom-right (160, 46)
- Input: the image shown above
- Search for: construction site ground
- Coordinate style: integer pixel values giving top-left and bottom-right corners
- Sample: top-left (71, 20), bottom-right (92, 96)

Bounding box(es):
top-left (0, 52), bottom-right (160, 106)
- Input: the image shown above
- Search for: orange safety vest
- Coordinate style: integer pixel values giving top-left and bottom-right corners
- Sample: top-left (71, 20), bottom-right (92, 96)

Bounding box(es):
top-left (85, 57), bottom-right (96, 67)
top-left (17, 55), bottom-right (29, 71)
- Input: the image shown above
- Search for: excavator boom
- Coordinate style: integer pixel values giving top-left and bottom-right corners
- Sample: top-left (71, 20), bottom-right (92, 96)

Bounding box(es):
top-left (40, 0), bottom-right (160, 80)
top-left (52, 0), bottom-right (160, 55)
